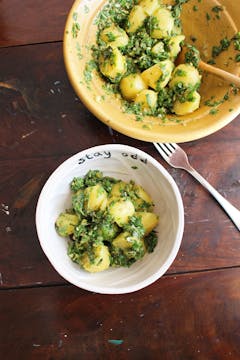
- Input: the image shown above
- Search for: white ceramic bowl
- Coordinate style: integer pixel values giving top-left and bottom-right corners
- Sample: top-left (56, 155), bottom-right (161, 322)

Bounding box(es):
top-left (36, 144), bottom-right (184, 294)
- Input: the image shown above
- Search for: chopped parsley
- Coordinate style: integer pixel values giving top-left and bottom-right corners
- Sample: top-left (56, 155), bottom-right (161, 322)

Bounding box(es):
top-left (204, 91), bottom-right (230, 109)
top-left (235, 54), bottom-right (240, 62)
top-left (211, 6), bottom-right (223, 14)
top-left (72, 22), bottom-right (80, 38)
top-left (212, 38), bottom-right (231, 58)
top-left (84, 60), bottom-right (97, 85)
top-left (184, 44), bottom-right (200, 68)
top-left (206, 12), bottom-right (211, 21)
top-left (232, 32), bottom-right (240, 51)
top-left (209, 108), bottom-right (219, 115)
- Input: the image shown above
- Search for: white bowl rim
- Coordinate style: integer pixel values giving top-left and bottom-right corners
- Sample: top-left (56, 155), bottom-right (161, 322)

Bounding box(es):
top-left (35, 144), bottom-right (184, 294)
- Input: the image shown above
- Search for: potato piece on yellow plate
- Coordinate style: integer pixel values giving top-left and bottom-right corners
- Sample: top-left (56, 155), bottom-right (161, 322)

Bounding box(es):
top-left (141, 60), bottom-right (174, 90)
top-left (173, 91), bottom-right (201, 115)
top-left (134, 89), bottom-right (158, 112)
top-left (138, 0), bottom-right (159, 15)
top-left (99, 47), bottom-right (126, 83)
top-left (169, 63), bottom-right (201, 89)
top-left (120, 73), bottom-right (147, 100)
top-left (168, 35), bottom-right (185, 59)
top-left (126, 5), bottom-right (148, 33)
top-left (151, 41), bottom-right (165, 56)
top-left (150, 7), bottom-right (174, 38)
top-left (99, 24), bottom-right (128, 48)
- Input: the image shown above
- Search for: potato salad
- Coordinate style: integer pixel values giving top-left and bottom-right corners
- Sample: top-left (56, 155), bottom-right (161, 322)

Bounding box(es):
top-left (93, 0), bottom-right (201, 117)
top-left (55, 170), bottom-right (159, 273)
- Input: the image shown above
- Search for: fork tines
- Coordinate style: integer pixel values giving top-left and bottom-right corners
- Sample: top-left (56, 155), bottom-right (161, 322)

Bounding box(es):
top-left (153, 142), bottom-right (177, 157)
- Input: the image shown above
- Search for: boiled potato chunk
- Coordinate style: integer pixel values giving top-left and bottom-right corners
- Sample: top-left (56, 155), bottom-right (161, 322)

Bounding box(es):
top-left (112, 232), bottom-right (146, 259)
top-left (120, 73), bottom-right (147, 100)
top-left (81, 244), bottom-right (110, 273)
top-left (139, 0), bottom-right (159, 15)
top-left (134, 184), bottom-right (153, 204)
top-left (133, 184), bottom-right (153, 210)
top-left (173, 91), bottom-right (201, 115)
top-left (135, 212), bottom-right (159, 235)
top-left (55, 213), bottom-right (79, 237)
top-left (99, 47), bottom-right (126, 83)
top-left (172, 23), bottom-right (183, 36)
top-left (134, 89), bottom-right (158, 112)
top-left (150, 8), bottom-right (174, 39)
top-left (169, 64), bottom-right (201, 89)
top-left (99, 24), bottom-right (128, 48)
top-left (110, 181), bottom-right (128, 197)
top-left (151, 41), bottom-right (165, 56)
top-left (97, 221), bottom-right (119, 241)
top-left (141, 60), bottom-right (174, 90)
top-left (168, 35), bottom-right (185, 58)
top-left (109, 198), bottom-right (135, 226)
top-left (99, 197), bottom-right (108, 212)
top-left (126, 5), bottom-right (148, 33)
top-left (84, 184), bottom-right (108, 212)
top-left (112, 231), bottom-right (137, 249)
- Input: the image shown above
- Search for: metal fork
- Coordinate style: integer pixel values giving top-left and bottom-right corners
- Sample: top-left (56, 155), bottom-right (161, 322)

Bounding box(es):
top-left (154, 142), bottom-right (240, 231)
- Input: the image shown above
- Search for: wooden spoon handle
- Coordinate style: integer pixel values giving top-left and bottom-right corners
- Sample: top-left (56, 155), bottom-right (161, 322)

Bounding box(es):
top-left (199, 60), bottom-right (240, 87)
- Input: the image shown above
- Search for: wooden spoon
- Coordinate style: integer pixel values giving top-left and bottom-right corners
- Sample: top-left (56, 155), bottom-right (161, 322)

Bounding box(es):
top-left (176, 45), bottom-right (240, 87)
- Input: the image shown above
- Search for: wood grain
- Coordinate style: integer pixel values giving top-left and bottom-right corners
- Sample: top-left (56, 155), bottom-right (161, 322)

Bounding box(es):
top-left (0, 0), bottom-right (73, 47)
top-left (1, 268), bottom-right (240, 359)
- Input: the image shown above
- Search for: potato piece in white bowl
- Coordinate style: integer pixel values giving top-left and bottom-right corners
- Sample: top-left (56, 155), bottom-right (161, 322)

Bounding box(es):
top-left (81, 244), bottom-right (110, 273)
top-left (55, 212), bottom-right (79, 237)
top-left (108, 197), bottom-right (135, 226)
top-left (135, 212), bottom-right (159, 235)
top-left (84, 184), bottom-right (108, 212)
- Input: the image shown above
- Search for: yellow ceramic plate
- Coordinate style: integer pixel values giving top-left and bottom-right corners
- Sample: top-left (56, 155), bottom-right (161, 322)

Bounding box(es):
top-left (63, 0), bottom-right (240, 142)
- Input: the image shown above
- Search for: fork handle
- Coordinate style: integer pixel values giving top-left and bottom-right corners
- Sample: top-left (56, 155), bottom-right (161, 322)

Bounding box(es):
top-left (187, 167), bottom-right (240, 231)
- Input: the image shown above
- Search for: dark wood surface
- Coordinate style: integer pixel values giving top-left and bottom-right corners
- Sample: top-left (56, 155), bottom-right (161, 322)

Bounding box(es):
top-left (1, 1), bottom-right (240, 359)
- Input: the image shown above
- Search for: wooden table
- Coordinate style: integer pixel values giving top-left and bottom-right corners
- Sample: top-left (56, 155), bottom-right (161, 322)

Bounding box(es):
top-left (1, 1), bottom-right (240, 358)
